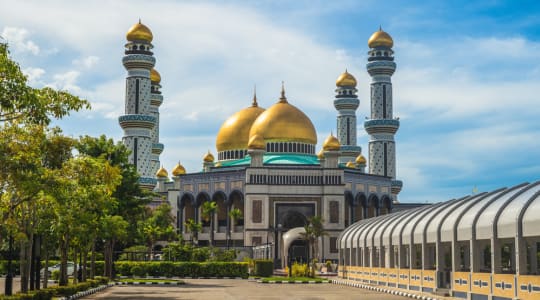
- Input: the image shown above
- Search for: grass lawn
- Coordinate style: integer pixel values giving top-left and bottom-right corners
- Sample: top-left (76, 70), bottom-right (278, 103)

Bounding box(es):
top-left (260, 276), bottom-right (328, 283)
top-left (117, 278), bottom-right (185, 284)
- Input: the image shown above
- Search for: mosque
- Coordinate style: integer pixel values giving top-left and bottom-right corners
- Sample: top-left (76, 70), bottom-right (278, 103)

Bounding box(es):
top-left (118, 20), bottom-right (540, 299)
top-left (118, 20), bottom-right (420, 265)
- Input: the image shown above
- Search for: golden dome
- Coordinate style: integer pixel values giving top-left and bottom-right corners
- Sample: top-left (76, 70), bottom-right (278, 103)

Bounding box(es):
top-left (345, 161), bottom-right (356, 168)
top-left (215, 162), bottom-right (222, 167)
top-left (126, 20), bottom-right (153, 42)
top-left (336, 70), bottom-right (357, 87)
top-left (317, 149), bottom-right (325, 160)
top-left (322, 133), bottom-right (340, 151)
top-left (368, 27), bottom-right (393, 48)
top-left (156, 166), bottom-right (168, 178)
top-left (172, 162), bottom-right (186, 176)
top-left (203, 151), bottom-right (215, 163)
top-left (249, 85), bottom-right (317, 145)
top-left (355, 154), bottom-right (367, 165)
top-left (150, 68), bottom-right (161, 84)
top-left (216, 96), bottom-right (265, 152)
top-left (248, 134), bottom-right (265, 150)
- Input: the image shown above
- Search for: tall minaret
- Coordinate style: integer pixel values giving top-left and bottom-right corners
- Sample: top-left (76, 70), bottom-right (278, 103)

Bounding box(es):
top-left (364, 27), bottom-right (402, 200)
top-left (118, 20), bottom-right (157, 189)
top-left (334, 70), bottom-right (361, 164)
top-left (149, 68), bottom-right (164, 176)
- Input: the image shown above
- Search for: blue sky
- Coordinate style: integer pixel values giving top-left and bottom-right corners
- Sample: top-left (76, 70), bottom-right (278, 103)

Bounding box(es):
top-left (1, 0), bottom-right (539, 203)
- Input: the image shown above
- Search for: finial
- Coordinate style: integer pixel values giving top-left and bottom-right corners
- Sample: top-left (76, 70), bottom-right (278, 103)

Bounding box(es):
top-left (279, 81), bottom-right (287, 103)
top-left (252, 85), bottom-right (258, 107)
top-left (139, 18), bottom-right (142, 24)
top-left (379, 25), bottom-right (382, 31)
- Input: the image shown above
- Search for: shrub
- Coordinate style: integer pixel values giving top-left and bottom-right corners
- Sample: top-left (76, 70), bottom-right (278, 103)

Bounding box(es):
top-left (191, 247), bottom-right (210, 262)
top-left (118, 245), bottom-right (149, 261)
top-left (51, 270), bottom-right (60, 281)
top-left (253, 260), bottom-right (273, 277)
top-left (291, 262), bottom-right (309, 277)
top-left (130, 264), bottom-right (146, 277)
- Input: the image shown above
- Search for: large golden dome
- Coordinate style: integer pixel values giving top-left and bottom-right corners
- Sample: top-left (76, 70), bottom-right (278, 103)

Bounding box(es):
top-left (368, 27), bottom-right (393, 48)
top-left (156, 166), bottom-right (168, 178)
top-left (150, 68), bottom-right (161, 83)
top-left (216, 96), bottom-right (265, 152)
top-left (249, 87), bottom-right (317, 145)
top-left (126, 20), bottom-right (153, 42)
top-left (336, 70), bottom-right (357, 87)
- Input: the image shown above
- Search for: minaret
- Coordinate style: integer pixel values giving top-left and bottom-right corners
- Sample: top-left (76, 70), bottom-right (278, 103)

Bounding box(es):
top-left (149, 68), bottom-right (164, 176)
top-left (334, 70), bottom-right (361, 164)
top-left (364, 27), bottom-right (402, 200)
top-left (118, 20), bottom-right (157, 189)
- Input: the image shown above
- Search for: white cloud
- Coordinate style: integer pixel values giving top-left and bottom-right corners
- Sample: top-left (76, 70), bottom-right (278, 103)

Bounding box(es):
top-left (72, 55), bottom-right (100, 68)
top-left (22, 67), bottom-right (45, 84)
top-left (1, 27), bottom-right (40, 55)
top-left (49, 70), bottom-right (81, 93)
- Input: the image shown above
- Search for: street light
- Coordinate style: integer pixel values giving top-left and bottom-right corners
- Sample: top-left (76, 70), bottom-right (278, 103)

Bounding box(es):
top-left (274, 224), bottom-right (282, 269)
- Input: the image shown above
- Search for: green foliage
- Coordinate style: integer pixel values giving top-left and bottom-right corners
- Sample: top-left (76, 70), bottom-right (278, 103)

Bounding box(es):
top-left (228, 208), bottom-right (242, 225)
top-left (114, 261), bottom-right (248, 278)
top-left (51, 269), bottom-right (60, 281)
top-left (191, 247), bottom-right (211, 262)
top-left (0, 277), bottom-right (109, 299)
top-left (253, 259), bottom-right (273, 277)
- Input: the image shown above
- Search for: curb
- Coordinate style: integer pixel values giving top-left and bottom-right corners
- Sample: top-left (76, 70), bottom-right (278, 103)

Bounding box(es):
top-left (118, 276), bottom-right (245, 280)
top-left (258, 280), bottom-right (330, 284)
top-left (332, 279), bottom-right (447, 300)
top-left (58, 283), bottom-right (114, 300)
top-left (115, 281), bottom-right (184, 286)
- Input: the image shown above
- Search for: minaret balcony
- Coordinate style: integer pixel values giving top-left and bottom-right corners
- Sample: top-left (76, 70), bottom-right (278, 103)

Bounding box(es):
top-left (152, 143), bottom-right (164, 154)
top-left (122, 54), bottom-right (156, 70)
top-left (364, 119), bottom-right (400, 134)
top-left (391, 179), bottom-right (403, 195)
top-left (150, 94), bottom-right (163, 106)
top-left (333, 98), bottom-right (359, 110)
top-left (119, 114), bottom-right (156, 129)
top-left (366, 60), bottom-right (396, 76)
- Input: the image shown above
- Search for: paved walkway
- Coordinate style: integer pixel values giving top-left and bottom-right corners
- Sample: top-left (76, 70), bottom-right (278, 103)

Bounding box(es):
top-left (81, 279), bottom-right (408, 300)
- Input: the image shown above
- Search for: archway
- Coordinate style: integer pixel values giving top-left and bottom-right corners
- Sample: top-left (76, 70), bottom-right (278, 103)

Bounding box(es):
top-left (179, 193), bottom-right (195, 233)
top-left (212, 191), bottom-right (227, 233)
top-left (380, 195), bottom-right (392, 215)
top-left (344, 191), bottom-right (354, 226)
top-left (354, 192), bottom-right (367, 222)
top-left (367, 194), bottom-right (379, 218)
top-left (281, 210), bottom-right (308, 229)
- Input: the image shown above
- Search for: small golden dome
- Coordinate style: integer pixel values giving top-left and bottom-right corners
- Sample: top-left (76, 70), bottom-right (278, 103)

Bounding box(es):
top-left (345, 161), bottom-right (356, 168)
top-left (126, 20), bottom-right (153, 42)
top-left (150, 68), bottom-right (161, 84)
top-left (336, 70), bottom-right (357, 87)
top-left (317, 149), bottom-right (325, 160)
top-left (156, 166), bottom-right (168, 178)
top-left (368, 27), bottom-right (393, 48)
top-left (203, 151), bottom-right (215, 163)
top-left (355, 154), bottom-right (367, 165)
top-left (172, 162), bottom-right (186, 176)
top-left (322, 133), bottom-right (340, 151)
top-left (248, 134), bottom-right (265, 150)
top-left (215, 162), bottom-right (222, 167)
top-left (249, 85), bottom-right (317, 145)
top-left (216, 97), bottom-right (265, 152)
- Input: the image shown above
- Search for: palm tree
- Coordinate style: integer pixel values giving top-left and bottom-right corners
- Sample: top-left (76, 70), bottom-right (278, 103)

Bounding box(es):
top-left (300, 216), bottom-right (327, 277)
top-left (201, 201), bottom-right (217, 246)
top-left (228, 208), bottom-right (242, 248)
top-left (184, 218), bottom-right (202, 245)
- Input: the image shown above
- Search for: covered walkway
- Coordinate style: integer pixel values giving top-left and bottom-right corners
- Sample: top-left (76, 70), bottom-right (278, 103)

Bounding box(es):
top-left (337, 181), bottom-right (540, 300)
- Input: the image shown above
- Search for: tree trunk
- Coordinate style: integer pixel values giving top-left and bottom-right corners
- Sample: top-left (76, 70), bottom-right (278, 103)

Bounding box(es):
top-left (82, 247), bottom-right (88, 282)
top-left (90, 240), bottom-right (96, 279)
top-left (73, 247), bottom-right (78, 284)
top-left (43, 250), bottom-right (49, 288)
top-left (59, 234), bottom-right (69, 286)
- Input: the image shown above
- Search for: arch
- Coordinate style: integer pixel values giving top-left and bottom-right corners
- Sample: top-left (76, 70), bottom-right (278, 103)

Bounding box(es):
top-left (212, 191), bottom-right (228, 232)
top-left (355, 192), bottom-right (367, 222)
top-left (229, 190), bottom-right (244, 227)
top-left (195, 191), bottom-right (211, 206)
top-left (345, 191), bottom-right (354, 226)
top-left (380, 195), bottom-right (392, 215)
top-left (367, 193), bottom-right (379, 218)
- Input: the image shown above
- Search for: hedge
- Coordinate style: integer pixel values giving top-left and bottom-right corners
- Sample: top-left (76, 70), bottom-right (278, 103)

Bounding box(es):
top-left (0, 260), bottom-right (104, 277)
top-left (0, 276), bottom-right (109, 300)
top-left (114, 261), bottom-right (248, 278)
top-left (253, 260), bottom-right (274, 277)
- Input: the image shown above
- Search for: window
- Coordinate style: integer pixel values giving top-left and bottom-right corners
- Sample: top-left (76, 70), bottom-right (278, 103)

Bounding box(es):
top-left (330, 237), bottom-right (338, 253)
top-left (329, 201), bottom-right (339, 223)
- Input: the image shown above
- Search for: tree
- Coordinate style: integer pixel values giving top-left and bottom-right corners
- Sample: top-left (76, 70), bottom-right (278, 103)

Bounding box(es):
top-left (228, 208), bottom-right (242, 248)
top-left (201, 201), bottom-right (217, 246)
top-left (184, 218), bottom-right (202, 245)
top-left (139, 203), bottom-right (176, 257)
top-left (101, 215), bottom-right (128, 279)
top-left (0, 43), bottom-right (89, 125)
top-left (300, 216), bottom-right (327, 277)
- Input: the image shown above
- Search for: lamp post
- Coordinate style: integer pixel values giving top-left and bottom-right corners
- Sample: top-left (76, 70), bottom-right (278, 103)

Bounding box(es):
top-left (274, 224), bottom-right (282, 269)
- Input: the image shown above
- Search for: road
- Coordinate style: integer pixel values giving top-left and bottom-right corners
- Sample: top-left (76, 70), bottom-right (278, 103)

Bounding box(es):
top-left (81, 279), bottom-right (408, 300)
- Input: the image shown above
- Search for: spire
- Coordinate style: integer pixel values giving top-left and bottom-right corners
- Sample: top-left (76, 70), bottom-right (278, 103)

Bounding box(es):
top-left (279, 81), bottom-right (287, 103)
top-left (252, 85), bottom-right (258, 107)
top-left (139, 18), bottom-right (142, 24)
top-left (379, 25), bottom-right (382, 31)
